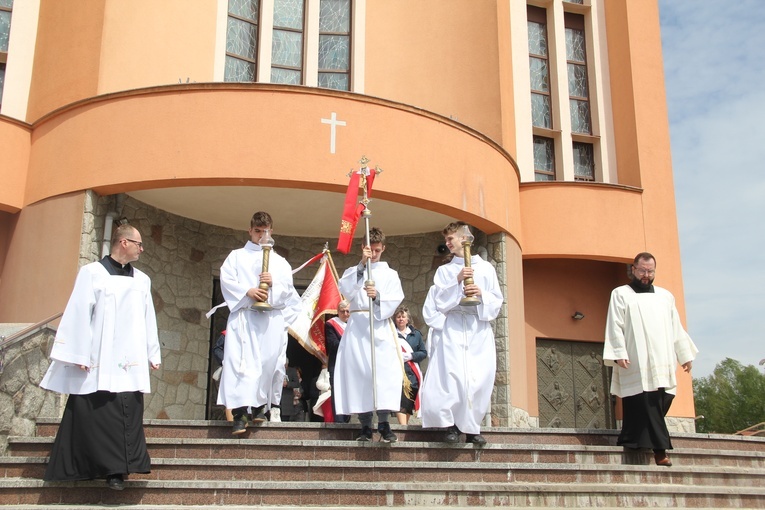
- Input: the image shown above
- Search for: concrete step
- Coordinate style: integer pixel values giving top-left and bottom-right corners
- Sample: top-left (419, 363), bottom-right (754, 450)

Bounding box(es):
top-left (2, 420), bottom-right (763, 508)
top-left (1, 478), bottom-right (764, 508)
top-left (3, 455), bottom-right (763, 487)
top-left (9, 434), bottom-right (765, 470)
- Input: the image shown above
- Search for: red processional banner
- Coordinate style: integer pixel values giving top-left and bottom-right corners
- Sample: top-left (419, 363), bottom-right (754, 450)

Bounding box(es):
top-left (336, 168), bottom-right (376, 254)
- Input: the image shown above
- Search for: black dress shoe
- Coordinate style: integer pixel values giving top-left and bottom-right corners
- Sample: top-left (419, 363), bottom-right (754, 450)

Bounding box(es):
top-left (445, 425), bottom-right (460, 444)
top-left (466, 433), bottom-right (487, 446)
top-left (106, 474), bottom-right (124, 491)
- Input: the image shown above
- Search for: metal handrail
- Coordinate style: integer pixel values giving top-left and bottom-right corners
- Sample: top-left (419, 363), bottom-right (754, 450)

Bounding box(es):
top-left (0, 312), bottom-right (63, 349)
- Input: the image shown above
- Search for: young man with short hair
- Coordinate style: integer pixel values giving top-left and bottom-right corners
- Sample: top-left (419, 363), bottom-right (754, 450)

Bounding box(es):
top-left (333, 227), bottom-right (405, 442)
top-left (420, 222), bottom-right (504, 445)
top-left (217, 211), bottom-right (301, 434)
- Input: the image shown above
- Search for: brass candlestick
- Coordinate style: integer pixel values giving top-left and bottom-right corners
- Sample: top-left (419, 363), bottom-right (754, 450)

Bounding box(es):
top-left (251, 229), bottom-right (275, 311)
top-left (458, 224), bottom-right (480, 307)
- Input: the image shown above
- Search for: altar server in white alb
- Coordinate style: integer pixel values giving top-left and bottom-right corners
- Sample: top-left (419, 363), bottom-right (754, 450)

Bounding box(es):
top-left (41, 224), bottom-right (161, 491)
top-left (420, 222), bottom-right (503, 446)
top-left (218, 211), bottom-right (301, 434)
top-left (604, 252), bottom-right (697, 467)
top-left (334, 227), bottom-right (404, 443)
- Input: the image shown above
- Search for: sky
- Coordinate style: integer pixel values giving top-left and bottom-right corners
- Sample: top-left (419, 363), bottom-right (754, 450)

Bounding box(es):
top-left (658, 1), bottom-right (765, 377)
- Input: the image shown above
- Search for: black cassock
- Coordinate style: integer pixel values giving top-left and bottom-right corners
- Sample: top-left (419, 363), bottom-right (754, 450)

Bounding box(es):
top-left (44, 391), bottom-right (151, 481)
top-left (44, 256), bottom-right (151, 482)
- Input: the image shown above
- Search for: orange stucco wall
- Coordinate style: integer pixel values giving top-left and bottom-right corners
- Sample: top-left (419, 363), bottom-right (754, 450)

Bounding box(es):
top-left (365, 0), bottom-right (504, 143)
top-left (26, 1), bottom-right (105, 123)
top-left (24, 85), bottom-right (521, 240)
top-left (0, 192), bottom-right (85, 323)
top-left (98, 0), bottom-right (219, 93)
top-left (0, 116), bottom-right (31, 213)
top-left (519, 183), bottom-right (645, 261)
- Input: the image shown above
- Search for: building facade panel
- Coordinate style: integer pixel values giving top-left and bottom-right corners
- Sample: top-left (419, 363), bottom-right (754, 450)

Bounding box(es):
top-left (519, 182), bottom-right (644, 260)
top-left (0, 116), bottom-right (30, 212)
top-left (24, 85), bottom-right (522, 239)
top-left (0, 0), bottom-right (697, 426)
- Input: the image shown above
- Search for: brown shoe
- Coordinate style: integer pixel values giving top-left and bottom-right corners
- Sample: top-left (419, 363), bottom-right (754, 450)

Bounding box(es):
top-left (654, 453), bottom-right (672, 467)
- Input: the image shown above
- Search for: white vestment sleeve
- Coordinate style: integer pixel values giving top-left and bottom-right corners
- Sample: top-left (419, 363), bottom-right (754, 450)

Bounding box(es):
top-left (603, 288), bottom-right (628, 366)
top-left (144, 281), bottom-right (161, 365)
top-left (220, 250), bottom-right (253, 313)
top-left (49, 266), bottom-right (97, 367)
top-left (670, 299), bottom-right (698, 365)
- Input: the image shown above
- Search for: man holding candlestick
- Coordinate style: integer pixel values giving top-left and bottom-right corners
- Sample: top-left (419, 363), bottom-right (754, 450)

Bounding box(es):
top-left (217, 211), bottom-right (301, 435)
top-left (420, 222), bottom-right (504, 445)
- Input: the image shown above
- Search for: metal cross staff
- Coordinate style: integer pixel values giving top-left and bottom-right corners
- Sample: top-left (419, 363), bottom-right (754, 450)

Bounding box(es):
top-left (355, 155), bottom-right (382, 410)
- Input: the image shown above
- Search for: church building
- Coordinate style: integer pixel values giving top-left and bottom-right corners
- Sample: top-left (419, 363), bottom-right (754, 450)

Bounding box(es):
top-left (0, 0), bottom-right (695, 431)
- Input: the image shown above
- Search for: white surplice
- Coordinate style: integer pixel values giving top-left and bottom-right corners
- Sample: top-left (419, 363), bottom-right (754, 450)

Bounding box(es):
top-left (604, 285), bottom-right (698, 398)
top-left (420, 255), bottom-right (503, 434)
top-left (40, 262), bottom-right (161, 395)
top-left (217, 241), bottom-right (301, 410)
top-left (333, 261), bottom-right (404, 415)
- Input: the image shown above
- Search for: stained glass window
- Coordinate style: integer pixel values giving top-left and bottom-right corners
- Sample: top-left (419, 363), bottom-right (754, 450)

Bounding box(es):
top-left (229, 0), bottom-right (259, 22)
top-left (0, 6), bottom-right (11, 53)
top-left (565, 15), bottom-right (591, 135)
top-left (225, 0), bottom-right (259, 82)
top-left (227, 17), bottom-right (258, 60)
top-left (528, 7), bottom-right (552, 130)
top-left (224, 0), bottom-right (353, 89)
top-left (531, 93), bottom-right (551, 129)
top-left (318, 0), bottom-right (351, 90)
top-left (534, 136), bottom-right (556, 181)
top-left (573, 142), bottom-right (594, 181)
top-left (271, 0), bottom-right (304, 84)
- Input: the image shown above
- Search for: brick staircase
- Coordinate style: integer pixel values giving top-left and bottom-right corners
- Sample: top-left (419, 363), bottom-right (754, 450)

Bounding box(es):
top-left (1, 419), bottom-right (764, 508)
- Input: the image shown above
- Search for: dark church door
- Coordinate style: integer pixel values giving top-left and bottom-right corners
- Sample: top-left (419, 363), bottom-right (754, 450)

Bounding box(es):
top-left (536, 338), bottom-right (615, 429)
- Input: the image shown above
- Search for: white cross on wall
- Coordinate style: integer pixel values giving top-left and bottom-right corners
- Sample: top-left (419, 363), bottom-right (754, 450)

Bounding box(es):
top-left (321, 112), bottom-right (347, 154)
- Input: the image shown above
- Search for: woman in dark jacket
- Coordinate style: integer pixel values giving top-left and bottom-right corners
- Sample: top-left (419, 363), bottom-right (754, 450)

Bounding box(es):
top-left (394, 306), bottom-right (427, 424)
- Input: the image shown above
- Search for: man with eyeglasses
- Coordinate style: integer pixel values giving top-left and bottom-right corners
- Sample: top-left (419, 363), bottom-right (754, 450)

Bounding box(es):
top-left (217, 211), bottom-right (301, 434)
top-left (603, 252), bottom-right (698, 467)
top-left (41, 224), bottom-right (161, 490)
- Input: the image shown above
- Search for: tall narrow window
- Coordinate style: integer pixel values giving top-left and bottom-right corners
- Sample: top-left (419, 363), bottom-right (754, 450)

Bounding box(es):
top-left (225, 0), bottom-right (260, 82)
top-left (318, 0), bottom-right (351, 91)
top-left (573, 141), bottom-right (594, 181)
top-left (527, 6), bottom-right (551, 130)
top-left (533, 136), bottom-right (556, 181)
top-left (565, 13), bottom-right (591, 134)
top-left (0, 0), bottom-right (12, 106)
top-left (271, 0), bottom-right (305, 84)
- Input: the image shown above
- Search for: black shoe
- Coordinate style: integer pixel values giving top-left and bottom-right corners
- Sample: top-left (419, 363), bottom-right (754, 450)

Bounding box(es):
top-left (466, 433), bottom-right (487, 446)
top-left (106, 474), bottom-right (124, 491)
top-left (445, 425), bottom-right (460, 444)
top-left (378, 422), bottom-right (398, 443)
top-left (251, 406), bottom-right (267, 424)
top-left (356, 425), bottom-right (373, 442)
top-left (232, 414), bottom-right (248, 435)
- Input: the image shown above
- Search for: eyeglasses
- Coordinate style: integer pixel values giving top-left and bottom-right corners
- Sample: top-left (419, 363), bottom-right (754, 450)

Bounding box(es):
top-left (125, 239), bottom-right (144, 249)
top-left (633, 268), bottom-right (655, 276)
